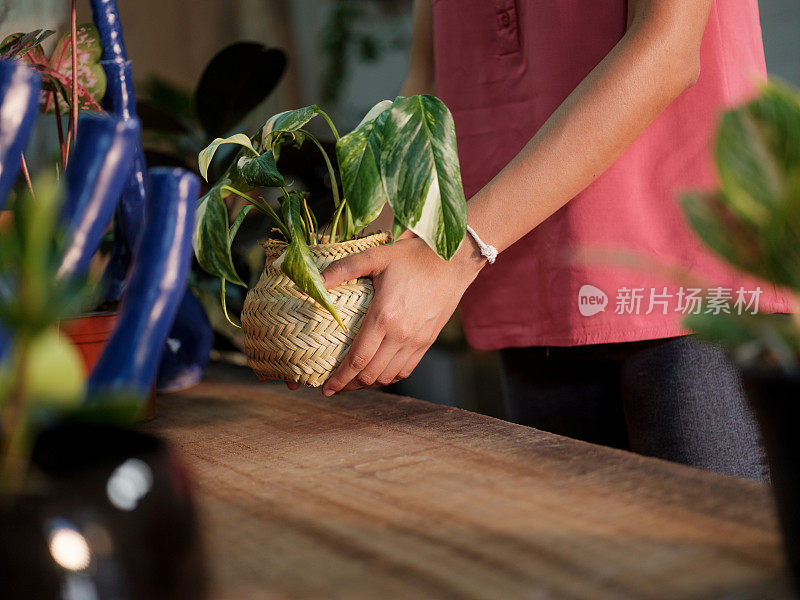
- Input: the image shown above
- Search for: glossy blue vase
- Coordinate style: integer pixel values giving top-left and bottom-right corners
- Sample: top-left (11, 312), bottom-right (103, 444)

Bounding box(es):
top-left (59, 112), bottom-right (139, 281)
top-left (87, 168), bottom-right (200, 401)
top-left (0, 60), bottom-right (41, 209)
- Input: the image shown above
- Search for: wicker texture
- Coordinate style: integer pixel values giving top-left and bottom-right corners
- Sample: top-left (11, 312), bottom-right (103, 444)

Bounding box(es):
top-left (242, 232), bottom-right (390, 387)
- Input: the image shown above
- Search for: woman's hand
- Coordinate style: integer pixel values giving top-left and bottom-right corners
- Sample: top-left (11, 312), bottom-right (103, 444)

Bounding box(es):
top-left (315, 234), bottom-right (485, 396)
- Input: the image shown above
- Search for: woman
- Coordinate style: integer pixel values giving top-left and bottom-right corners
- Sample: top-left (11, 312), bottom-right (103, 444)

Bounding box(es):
top-left (305, 0), bottom-right (793, 479)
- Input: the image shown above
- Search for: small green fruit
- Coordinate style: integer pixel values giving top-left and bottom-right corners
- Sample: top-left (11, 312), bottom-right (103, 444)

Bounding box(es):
top-left (0, 328), bottom-right (86, 408)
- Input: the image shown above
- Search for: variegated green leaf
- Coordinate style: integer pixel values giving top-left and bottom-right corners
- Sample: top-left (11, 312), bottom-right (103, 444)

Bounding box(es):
top-left (236, 149), bottom-right (285, 188)
top-left (356, 99), bottom-right (392, 128)
top-left (279, 193), bottom-right (345, 330)
top-left (379, 95), bottom-right (467, 260)
top-left (391, 218), bottom-right (406, 243)
top-left (193, 180), bottom-right (245, 287)
top-left (258, 105), bottom-right (319, 150)
top-left (199, 134), bottom-right (258, 181)
top-left (337, 100), bottom-right (393, 231)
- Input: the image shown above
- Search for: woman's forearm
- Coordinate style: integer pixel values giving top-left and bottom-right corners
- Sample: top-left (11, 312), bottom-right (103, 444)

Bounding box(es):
top-left (400, 0), bottom-right (436, 97)
top-left (457, 0), bottom-right (712, 270)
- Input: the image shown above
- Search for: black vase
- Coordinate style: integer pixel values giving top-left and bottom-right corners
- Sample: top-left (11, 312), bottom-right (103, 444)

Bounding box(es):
top-left (743, 368), bottom-right (800, 588)
top-left (0, 424), bottom-right (206, 599)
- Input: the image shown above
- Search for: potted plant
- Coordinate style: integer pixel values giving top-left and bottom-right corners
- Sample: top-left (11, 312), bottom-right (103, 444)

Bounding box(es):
top-left (680, 82), bottom-right (800, 586)
top-left (194, 96), bottom-right (468, 386)
top-left (138, 41), bottom-right (288, 382)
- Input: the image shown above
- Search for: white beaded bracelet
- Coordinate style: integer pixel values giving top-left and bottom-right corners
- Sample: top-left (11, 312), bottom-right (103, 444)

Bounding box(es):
top-left (466, 225), bottom-right (498, 264)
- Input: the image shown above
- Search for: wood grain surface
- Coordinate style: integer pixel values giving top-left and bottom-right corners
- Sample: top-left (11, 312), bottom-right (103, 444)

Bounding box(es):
top-left (150, 364), bottom-right (793, 600)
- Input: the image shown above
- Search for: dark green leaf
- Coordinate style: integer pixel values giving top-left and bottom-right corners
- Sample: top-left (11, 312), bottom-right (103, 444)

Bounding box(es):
top-left (236, 149), bottom-right (286, 188)
top-left (279, 193), bottom-right (345, 330)
top-left (141, 75), bottom-right (195, 121)
top-left (379, 95), bottom-right (467, 259)
top-left (193, 181), bottom-right (246, 286)
top-left (337, 100), bottom-right (393, 231)
top-left (137, 99), bottom-right (195, 135)
top-left (195, 42), bottom-right (286, 138)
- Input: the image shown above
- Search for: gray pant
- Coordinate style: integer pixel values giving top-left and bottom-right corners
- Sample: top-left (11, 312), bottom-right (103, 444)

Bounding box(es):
top-left (499, 336), bottom-right (769, 481)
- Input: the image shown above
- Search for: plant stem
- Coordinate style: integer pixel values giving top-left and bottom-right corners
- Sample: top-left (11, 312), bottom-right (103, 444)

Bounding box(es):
top-left (221, 184), bottom-right (290, 240)
top-left (19, 154), bottom-right (34, 198)
top-left (69, 0), bottom-right (79, 147)
top-left (329, 199), bottom-right (347, 244)
top-left (64, 124), bottom-right (73, 167)
top-left (303, 197), bottom-right (318, 244)
top-left (300, 129), bottom-right (341, 209)
top-left (318, 109), bottom-right (340, 141)
top-left (344, 204), bottom-right (354, 240)
top-left (53, 92), bottom-right (67, 167)
top-left (302, 198), bottom-right (315, 244)
top-left (0, 336), bottom-right (31, 492)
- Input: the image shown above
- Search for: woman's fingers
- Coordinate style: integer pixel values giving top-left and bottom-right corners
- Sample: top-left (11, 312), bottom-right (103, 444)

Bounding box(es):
top-left (322, 311), bottom-right (386, 396)
top-left (339, 343), bottom-right (409, 393)
top-left (321, 247), bottom-right (387, 290)
top-left (392, 346), bottom-right (429, 384)
top-left (373, 348), bottom-right (415, 389)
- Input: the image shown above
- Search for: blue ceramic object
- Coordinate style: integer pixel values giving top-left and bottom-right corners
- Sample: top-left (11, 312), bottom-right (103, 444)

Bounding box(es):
top-left (0, 60), bottom-right (41, 210)
top-left (90, 0), bottom-right (213, 391)
top-left (89, 0), bottom-right (148, 302)
top-left (156, 290), bottom-right (213, 393)
top-left (87, 168), bottom-right (200, 400)
top-left (58, 112), bottom-right (139, 281)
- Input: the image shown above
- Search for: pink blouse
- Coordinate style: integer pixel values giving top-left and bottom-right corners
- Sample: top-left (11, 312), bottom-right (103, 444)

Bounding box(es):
top-left (432, 0), bottom-right (793, 349)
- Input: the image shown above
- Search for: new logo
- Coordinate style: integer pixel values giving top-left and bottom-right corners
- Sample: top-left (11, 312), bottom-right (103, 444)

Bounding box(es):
top-left (578, 284), bottom-right (608, 317)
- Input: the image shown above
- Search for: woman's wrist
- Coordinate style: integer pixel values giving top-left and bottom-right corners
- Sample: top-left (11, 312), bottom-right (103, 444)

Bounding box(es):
top-left (451, 229), bottom-right (488, 282)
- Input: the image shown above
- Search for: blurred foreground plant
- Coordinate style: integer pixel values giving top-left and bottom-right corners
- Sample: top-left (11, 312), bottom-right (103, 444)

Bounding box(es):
top-left (681, 83), bottom-right (800, 371)
top-left (0, 174), bottom-right (137, 490)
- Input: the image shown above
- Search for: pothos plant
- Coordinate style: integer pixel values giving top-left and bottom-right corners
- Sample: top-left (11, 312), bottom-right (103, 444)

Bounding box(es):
top-left (194, 95), bottom-right (468, 329)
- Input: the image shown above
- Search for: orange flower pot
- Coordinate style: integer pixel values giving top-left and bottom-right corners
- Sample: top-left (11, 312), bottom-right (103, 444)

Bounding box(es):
top-left (61, 311), bottom-right (119, 373)
top-left (61, 311), bottom-right (155, 420)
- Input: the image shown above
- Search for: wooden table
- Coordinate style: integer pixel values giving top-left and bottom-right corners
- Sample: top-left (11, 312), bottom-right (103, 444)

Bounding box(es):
top-left (151, 364), bottom-right (793, 600)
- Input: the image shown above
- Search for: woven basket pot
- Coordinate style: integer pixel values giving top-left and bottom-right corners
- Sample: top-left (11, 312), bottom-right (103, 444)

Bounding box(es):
top-left (241, 232), bottom-right (390, 387)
